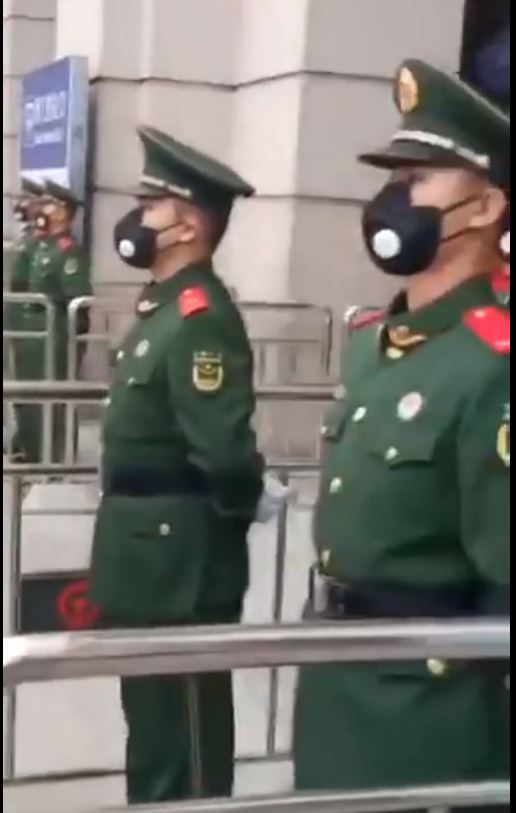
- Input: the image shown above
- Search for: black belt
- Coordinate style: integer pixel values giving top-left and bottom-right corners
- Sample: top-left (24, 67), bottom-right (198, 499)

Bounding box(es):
top-left (103, 465), bottom-right (208, 498)
top-left (309, 571), bottom-right (485, 619)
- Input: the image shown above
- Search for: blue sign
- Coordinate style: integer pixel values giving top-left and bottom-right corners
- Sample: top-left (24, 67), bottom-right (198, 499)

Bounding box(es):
top-left (20, 56), bottom-right (89, 199)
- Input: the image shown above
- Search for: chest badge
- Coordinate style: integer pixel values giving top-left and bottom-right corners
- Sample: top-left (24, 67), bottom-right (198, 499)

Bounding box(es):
top-left (134, 339), bottom-right (150, 358)
top-left (64, 258), bottom-right (79, 275)
top-left (137, 299), bottom-right (159, 315)
top-left (193, 352), bottom-right (224, 393)
top-left (397, 392), bottom-right (425, 422)
top-left (497, 404), bottom-right (510, 468)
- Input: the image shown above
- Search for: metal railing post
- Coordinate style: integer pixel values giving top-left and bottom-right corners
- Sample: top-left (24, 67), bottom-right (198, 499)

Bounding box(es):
top-left (42, 298), bottom-right (56, 464)
top-left (266, 469), bottom-right (290, 756)
top-left (72, 782), bottom-right (511, 813)
top-left (3, 293), bottom-right (56, 464)
top-left (65, 297), bottom-right (95, 464)
top-left (4, 474), bottom-right (23, 780)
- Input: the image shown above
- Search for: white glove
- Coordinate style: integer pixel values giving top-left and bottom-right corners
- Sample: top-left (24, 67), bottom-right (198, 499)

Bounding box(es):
top-left (254, 475), bottom-right (291, 523)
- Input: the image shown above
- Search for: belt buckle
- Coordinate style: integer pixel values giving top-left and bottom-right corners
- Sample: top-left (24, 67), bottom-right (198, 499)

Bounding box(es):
top-left (309, 566), bottom-right (331, 615)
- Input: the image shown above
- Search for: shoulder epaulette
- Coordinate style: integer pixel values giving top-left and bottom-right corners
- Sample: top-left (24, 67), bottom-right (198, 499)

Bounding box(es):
top-left (58, 236), bottom-right (75, 252)
top-left (178, 287), bottom-right (210, 318)
top-left (463, 306), bottom-right (510, 354)
top-left (350, 309), bottom-right (385, 331)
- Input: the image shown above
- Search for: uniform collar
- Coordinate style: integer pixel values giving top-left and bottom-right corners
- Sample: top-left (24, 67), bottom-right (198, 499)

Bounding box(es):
top-left (383, 273), bottom-right (498, 356)
top-left (136, 260), bottom-right (213, 316)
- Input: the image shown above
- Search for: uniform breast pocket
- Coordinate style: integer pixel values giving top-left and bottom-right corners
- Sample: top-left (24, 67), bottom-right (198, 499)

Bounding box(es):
top-left (361, 420), bottom-right (439, 469)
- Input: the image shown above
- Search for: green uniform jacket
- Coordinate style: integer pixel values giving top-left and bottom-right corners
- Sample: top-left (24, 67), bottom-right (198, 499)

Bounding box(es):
top-left (4, 234), bottom-right (39, 330)
top-left (8, 233), bottom-right (91, 462)
top-left (90, 261), bottom-right (264, 624)
top-left (295, 272), bottom-right (510, 792)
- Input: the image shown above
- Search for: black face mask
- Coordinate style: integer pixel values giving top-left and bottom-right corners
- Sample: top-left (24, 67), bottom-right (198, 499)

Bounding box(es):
top-left (362, 181), bottom-right (479, 277)
top-left (114, 207), bottom-right (181, 269)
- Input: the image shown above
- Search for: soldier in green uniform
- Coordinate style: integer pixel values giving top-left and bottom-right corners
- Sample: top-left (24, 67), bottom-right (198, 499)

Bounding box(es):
top-left (294, 60), bottom-right (510, 811)
top-left (10, 180), bottom-right (91, 463)
top-left (6, 178), bottom-right (45, 325)
top-left (89, 126), bottom-right (265, 805)
top-left (6, 178), bottom-right (46, 458)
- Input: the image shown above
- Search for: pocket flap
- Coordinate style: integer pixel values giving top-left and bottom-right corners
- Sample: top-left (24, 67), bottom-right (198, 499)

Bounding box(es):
top-left (361, 421), bottom-right (439, 465)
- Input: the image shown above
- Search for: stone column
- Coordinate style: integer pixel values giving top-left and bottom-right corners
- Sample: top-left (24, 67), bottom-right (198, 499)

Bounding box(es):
top-left (56, 0), bottom-right (239, 303)
top-left (3, 0), bottom-right (57, 240)
top-left (288, 0), bottom-right (466, 317)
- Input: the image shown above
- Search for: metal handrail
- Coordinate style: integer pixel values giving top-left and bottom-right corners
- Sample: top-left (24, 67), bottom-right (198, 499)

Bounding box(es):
top-left (3, 380), bottom-right (336, 403)
top-left (3, 293), bottom-right (57, 462)
top-left (3, 620), bottom-right (509, 686)
top-left (72, 782), bottom-right (510, 813)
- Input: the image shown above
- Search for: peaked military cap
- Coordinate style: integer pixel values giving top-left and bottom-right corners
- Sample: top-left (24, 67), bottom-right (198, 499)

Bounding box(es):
top-left (44, 180), bottom-right (82, 207)
top-left (20, 177), bottom-right (45, 197)
top-left (132, 126), bottom-right (255, 208)
top-left (360, 59), bottom-right (510, 188)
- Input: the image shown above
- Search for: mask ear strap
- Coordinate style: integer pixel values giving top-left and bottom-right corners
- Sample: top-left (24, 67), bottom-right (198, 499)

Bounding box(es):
top-left (440, 194), bottom-right (485, 247)
top-left (499, 206), bottom-right (510, 262)
top-left (443, 193), bottom-right (481, 216)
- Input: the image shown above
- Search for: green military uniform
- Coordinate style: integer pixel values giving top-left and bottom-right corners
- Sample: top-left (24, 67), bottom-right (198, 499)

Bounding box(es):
top-left (10, 181), bottom-right (91, 463)
top-left (89, 128), bottom-right (264, 804)
top-left (294, 61), bottom-right (510, 809)
top-left (5, 179), bottom-right (45, 331)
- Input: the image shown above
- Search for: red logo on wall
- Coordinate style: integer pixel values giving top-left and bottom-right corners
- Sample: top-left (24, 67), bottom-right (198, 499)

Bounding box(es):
top-left (56, 580), bottom-right (102, 630)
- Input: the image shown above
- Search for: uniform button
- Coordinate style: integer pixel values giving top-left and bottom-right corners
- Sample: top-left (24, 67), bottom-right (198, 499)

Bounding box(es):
top-left (427, 658), bottom-right (448, 677)
top-left (320, 550), bottom-right (331, 568)
top-left (117, 350), bottom-right (124, 361)
top-left (159, 523), bottom-right (172, 537)
top-left (385, 447), bottom-right (399, 462)
top-left (333, 385), bottom-right (346, 401)
top-left (393, 325), bottom-right (410, 340)
top-left (329, 477), bottom-right (343, 494)
top-left (352, 406), bottom-right (367, 423)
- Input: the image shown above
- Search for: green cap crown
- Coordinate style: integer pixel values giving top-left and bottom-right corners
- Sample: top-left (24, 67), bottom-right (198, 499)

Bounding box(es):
top-left (20, 177), bottom-right (45, 198)
top-left (360, 59), bottom-right (510, 188)
top-left (44, 180), bottom-right (82, 207)
top-left (134, 126), bottom-right (255, 208)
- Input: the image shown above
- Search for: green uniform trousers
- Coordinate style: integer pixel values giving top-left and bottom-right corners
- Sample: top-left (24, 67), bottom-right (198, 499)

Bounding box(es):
top-left (12, 314), bottom-right (87, 463)
top-left (118, 604), bottom-right (240, 806)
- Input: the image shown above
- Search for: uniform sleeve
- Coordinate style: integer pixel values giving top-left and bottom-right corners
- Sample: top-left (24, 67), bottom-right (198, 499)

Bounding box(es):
top-left (458, 362), bottom-right (510, 612)
top-left (10, 242), bottom-right (32, 292)
top-left (60, 248), bottom-right (92, 301)
top-left (167, 310), bottom-right (264, 518)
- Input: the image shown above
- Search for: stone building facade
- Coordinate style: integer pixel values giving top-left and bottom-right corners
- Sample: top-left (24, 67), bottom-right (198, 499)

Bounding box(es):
top-left (4, 0), bottom-right (466, 314)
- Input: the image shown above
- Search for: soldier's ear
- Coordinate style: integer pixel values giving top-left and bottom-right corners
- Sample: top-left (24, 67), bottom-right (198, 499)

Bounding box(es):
top-left (178, 211), bottom-right (199, 245)
top-left (470, 186), bottom-right (508, 230)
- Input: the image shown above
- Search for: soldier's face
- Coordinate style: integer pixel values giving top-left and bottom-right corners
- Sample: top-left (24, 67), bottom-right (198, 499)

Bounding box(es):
top-left (139, 197), bottom-right (195, 250)
top-left (42, 200), bottom-right (71, 233)
top-left (392, 166), bottom-right (486, 241)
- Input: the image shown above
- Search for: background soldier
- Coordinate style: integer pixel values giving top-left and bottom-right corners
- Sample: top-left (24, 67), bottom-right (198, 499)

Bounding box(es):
top-left (9, 180), bottom-right (91, 463)
top-left (294, 60), bottom-right (510, 812)
top-left (89, 127), bottom-right (265, 805)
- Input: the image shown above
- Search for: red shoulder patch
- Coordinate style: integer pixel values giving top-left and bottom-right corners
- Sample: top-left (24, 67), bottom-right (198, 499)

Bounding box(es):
top-left (463, 306), bottom-right (510, 354)
top-left (351, 309), bottom-right (386, 331)
top-left (491, 266), bottom-right (510, 295)
top-left (178, 287), bottom-right (210, 318)
top-left (58, 236), bottom-right (74, 252)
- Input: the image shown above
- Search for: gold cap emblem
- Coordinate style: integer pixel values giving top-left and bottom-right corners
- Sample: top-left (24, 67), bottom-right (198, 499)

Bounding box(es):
top-left (397, 67), bottom-right (419, 114)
